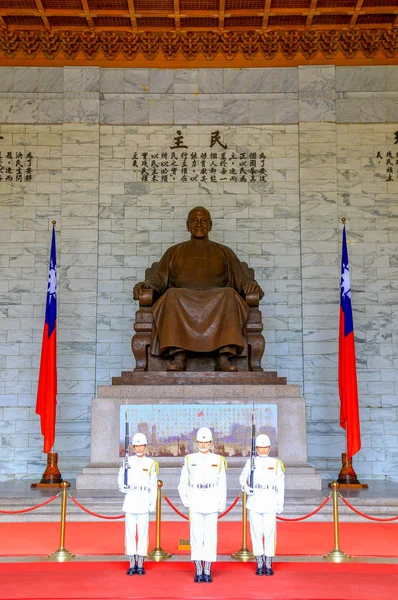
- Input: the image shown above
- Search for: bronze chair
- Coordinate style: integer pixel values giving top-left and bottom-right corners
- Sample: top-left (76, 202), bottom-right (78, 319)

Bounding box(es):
top-left (132, 262), bottom-right (265, 372)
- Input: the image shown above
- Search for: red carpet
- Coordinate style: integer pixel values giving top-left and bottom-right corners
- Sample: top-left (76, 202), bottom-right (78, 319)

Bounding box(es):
top-left (0, 521), bottom-right (397, 557)
top-left (0, 561), bottom-right (397, 600)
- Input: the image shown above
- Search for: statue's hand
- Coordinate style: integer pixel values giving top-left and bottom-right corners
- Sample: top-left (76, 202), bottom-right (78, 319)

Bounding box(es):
top-left (133, 281), bottom-right (153, 300)
top-left (243, 282), bottom-right (264, 299)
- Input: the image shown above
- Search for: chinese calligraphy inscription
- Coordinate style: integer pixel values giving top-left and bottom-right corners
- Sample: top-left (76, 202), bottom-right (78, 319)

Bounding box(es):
top-left (132, 130), bottom-right (268, 184)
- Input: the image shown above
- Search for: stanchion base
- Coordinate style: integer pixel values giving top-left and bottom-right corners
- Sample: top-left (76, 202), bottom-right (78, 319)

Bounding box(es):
top-left (231, 547), bottom-right (255, 562)
top-left (47, 547), bottom-right (75, 562)
top-left (323, 549), bottom-right (351, 563)
top-left (335, 483), bottom-right (369, 489)
top-left (147, 547), bottom-right (172, 562)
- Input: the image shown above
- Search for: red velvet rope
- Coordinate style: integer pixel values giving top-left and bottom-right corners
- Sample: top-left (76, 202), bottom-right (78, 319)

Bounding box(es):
top-left (276, 495), bottom-right (331, 521)
top-left (0, 494), bottom-right (59, 514)
top-left (340, 495), bottom-right (398, 522)
top-left (68, 494), bottom-right (124, 520)
top-left (163, 495), bottom-right (189, 520)
top-left (218, 495), bottom-right (240, 519)
top-left (162, 494), bottom-right (241, 521)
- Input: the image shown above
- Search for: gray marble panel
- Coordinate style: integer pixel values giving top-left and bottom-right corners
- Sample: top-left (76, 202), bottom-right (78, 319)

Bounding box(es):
top-left (299, 97), bottom-right (336, 123)
top-left (247, 69), bottom-right (273, 93)
top-left (149, 69), bottom-right (174, 94)
top-left (100, 68), bottom-right (124, 93)
top-left (223, 98), bottom-right (248, 124)
top-left (274, 99), bottom-right (298, 124)
top-left (174, 69), bottom-right (198, 94)
top-left (63, 99), bottom-right (99, 122)
top-left (64, 67), bottom-right (100, 92)
top-left (199, 98), bottom-right (223, 124)
top-left (248, 99), bottom-right (273, 124)
top-left (385, 66), bottom-right (398, 91)
top-left (360, 98), bottom-right (386, 123)
top-left (360, 66), bottom-right (387, 92)
top-left (100, 98), bottom-right (123, 124)
top-left (224, 69), bottom-right (249, 94)
top-left (38, 68), bottom-right (63, 93)
top-left (148, 98), bottom-right (173, 124)
top-left (336, 99), bottom-right (361, 123)
top-left (336, 67), bottom-right (362, 92)
top-left (273, 68), bottom-right (298, 93)
top-left (124, 97), bottom-right (149, 125)
top-left (9, 99), bottom-right (38, 123)
top-left (124, 69), bottom-right (149, 93)
top-left (13, 67), bottom-right (39, 92)
top-left (37, 99), bottom-right (63, 123)
top-left (198, 69), bottom-right (223, 93)
top-left (0, 68), bottom-right (13, 92)
top-left (174, 99), bottom-right (199, 124)
top-left (299, 66), bottom-right (335, 97)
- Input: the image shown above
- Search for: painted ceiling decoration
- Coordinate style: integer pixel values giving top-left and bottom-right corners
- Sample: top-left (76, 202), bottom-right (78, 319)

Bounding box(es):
top-left (0, 1), bottom-right (398, 66)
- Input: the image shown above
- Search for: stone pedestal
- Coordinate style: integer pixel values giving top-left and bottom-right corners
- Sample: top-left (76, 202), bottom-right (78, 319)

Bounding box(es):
top-left (76, 383), bottom-right (321, 491)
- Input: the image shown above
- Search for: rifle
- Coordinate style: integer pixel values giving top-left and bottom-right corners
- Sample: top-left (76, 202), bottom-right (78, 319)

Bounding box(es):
top-left (249, 412), bottom-right (256, 490)
top-left (123, 406), bottom-right (130, 488)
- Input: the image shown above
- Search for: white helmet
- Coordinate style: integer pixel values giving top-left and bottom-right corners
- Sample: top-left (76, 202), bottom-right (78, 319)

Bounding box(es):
top-left (196, 427), bottom-right (213, 442)
top-left (132, 432), bottom-right (147, 446)
top-left (256, 434), bottom-right (271, 447)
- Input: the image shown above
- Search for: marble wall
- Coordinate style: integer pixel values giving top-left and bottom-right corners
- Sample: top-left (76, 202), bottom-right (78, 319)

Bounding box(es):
top-left (0, 65), bottom-right (397, 482)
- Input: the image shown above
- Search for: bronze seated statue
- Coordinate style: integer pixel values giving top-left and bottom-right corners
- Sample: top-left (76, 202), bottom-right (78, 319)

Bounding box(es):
top-left (132, 207), bottom-right (265, 373)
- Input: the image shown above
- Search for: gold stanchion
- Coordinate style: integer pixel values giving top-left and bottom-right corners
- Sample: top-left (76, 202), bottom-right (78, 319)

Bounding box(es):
top-left (148, 480), bottom-right (172, 561)
top-left (324, 481), bottom-right (351, 563)
top-left (231, 492), bottom-right (254, 561)
top-left (47, 481), bottom-right (75, 562)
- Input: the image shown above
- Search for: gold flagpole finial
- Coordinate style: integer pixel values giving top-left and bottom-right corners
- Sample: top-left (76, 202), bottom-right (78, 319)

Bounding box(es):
top-left (52, 220), bottom-right (56, 227)
top-left (341, 218), bottom-right (346, 224)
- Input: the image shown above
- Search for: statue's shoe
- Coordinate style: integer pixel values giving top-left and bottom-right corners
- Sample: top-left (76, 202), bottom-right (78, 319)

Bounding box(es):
top-left (217, 356), bottom-right (238, 372)
top-left (167, 358), bottom-right (186, 371)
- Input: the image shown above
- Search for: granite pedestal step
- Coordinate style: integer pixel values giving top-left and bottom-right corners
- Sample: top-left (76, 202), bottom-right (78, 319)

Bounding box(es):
top-left (1, 480), bottom-right (397, 523)
top-left (112, 371), bottom-right (287, 386)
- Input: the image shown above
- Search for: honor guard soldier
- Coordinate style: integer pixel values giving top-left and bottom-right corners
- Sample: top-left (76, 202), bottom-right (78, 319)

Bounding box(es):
top-left (239, 434), bottom-right (285, 576)
top-left (118, 432), bottom-right (159, 576)
top-left (178, 426), bottom-right (227, 583)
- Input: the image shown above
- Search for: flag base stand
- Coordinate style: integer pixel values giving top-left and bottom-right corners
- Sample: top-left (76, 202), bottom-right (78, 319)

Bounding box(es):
top-left (329, 453), bottom-right (368, 489)
top-left (31, 452), bottom-right (69, 489)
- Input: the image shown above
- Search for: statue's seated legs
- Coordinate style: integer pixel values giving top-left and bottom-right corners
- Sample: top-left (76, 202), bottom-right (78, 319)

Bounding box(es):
top-left (167, 346), bottom-right (239, 372)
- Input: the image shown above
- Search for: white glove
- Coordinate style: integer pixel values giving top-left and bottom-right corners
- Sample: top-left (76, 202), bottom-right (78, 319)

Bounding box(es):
top-left (218, 505), bottom-right (226, 513)
top-left (118, 486), bottom-right (129, 494)
top-left (276, 505), bottom-right (283, 515)
top-left (244, 485), bottom-right (254, 496)
top-left (149, 503), bottom-right (155, 512)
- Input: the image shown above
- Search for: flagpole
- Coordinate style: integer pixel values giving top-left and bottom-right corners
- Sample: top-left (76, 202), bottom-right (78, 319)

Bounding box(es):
top-left (31, 221), bottom-right (67, 489)
top-left (333, 218), bottom-right (368, 490)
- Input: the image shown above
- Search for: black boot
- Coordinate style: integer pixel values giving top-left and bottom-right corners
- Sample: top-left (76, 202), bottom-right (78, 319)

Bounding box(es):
top-left (264, 556), bottom-right (274, 576)
top-left (136, 555), bottom-right (145, 575)
top-left (126, 555), bottom-right (136, 575)
top-left (255, 555), bottom-right (264, 576)
top-left (203, 561), bottom-right (213, 583)
top-left (193, 560), bottom-right (203, 582)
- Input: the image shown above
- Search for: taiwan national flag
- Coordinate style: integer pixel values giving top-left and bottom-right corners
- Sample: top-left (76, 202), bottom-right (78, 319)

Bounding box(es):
top-left (339, 224), bottom-right (361, 459)
top-left (36, 226), bottom-right (57, 454)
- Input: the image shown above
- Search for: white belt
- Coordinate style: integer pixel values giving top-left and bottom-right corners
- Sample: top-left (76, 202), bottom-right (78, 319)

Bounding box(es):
top-left (254, 484), bottom-right (278, 491)
top-left (127, 485), bottom-right (148, 491)
top-left (189, 483), bottom-right (217, 489)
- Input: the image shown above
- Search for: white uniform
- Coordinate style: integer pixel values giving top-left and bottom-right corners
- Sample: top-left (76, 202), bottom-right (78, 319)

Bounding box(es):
top-left (118, 455), bottom-right (158, 557)
top-left (178, 451), bottom-right (227, 562)
top-left (239, 455), bottom-right (285, 557)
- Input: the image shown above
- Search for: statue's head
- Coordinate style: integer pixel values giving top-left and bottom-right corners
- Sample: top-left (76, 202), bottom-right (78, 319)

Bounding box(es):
top-left (187, 206), bottom-right (212, 239)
